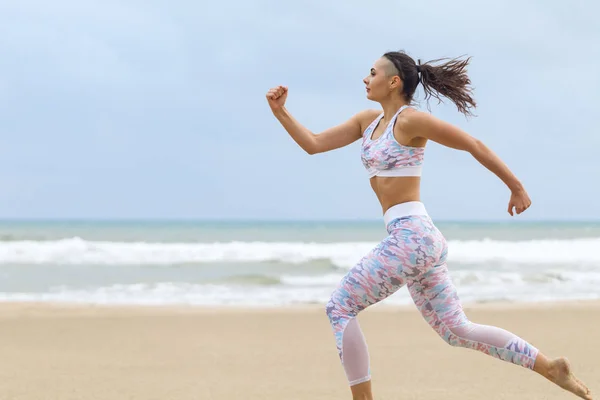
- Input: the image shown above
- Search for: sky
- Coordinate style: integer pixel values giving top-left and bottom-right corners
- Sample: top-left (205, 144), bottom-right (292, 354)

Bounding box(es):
top-left (0, 0), bottom-right (598, 221)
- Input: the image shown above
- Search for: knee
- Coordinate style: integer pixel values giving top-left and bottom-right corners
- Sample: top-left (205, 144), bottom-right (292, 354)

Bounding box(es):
top-left (436, 330), bottom-right (460, 348)
top-left (325, 292), bottom-right (339, 322)
top-left (325, 290), bottom-right (352, 324)
top-left (439, 324), bottom-right (471, 347)
top-left (325, 297), bottom-right (336, 321)
top-left (442, 331), bottom-right (462, 347)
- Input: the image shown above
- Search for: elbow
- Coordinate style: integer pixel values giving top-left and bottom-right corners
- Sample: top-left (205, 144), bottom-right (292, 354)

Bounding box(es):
top-left (305, 146), bottom-right (320, 155)
top-left (468, 138), bottom-right (485, 154)
top-left (304, 136), bottom-right (320, 155)
top-left (304, 145), bottom-right (317, 155)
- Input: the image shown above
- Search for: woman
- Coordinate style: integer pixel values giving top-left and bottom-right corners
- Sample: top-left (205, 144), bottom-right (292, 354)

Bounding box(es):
top-left (266, 50), bottom-right (592, 400)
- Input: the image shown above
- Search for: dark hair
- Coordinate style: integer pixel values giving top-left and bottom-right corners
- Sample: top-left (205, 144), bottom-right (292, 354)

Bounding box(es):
top-left (382, 50), bottom-right (476, 117)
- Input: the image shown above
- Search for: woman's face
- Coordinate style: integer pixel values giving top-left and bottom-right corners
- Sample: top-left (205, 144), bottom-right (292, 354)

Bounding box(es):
top-left (363, 57), bottom-right (402, 101)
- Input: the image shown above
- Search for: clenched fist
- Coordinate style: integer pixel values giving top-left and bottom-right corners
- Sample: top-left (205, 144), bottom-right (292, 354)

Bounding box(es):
top-left (508, 187), bottom-right (532, 216)
top-left (266, 85), bottom-right (288, 111)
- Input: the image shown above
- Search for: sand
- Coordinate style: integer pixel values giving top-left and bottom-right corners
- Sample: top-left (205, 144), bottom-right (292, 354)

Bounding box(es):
top-left (0, 301), bottom-right (598, 400)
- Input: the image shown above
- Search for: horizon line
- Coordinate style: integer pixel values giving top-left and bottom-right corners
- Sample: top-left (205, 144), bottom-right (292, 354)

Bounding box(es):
top-left (0, 217), bottom-right (599, 224)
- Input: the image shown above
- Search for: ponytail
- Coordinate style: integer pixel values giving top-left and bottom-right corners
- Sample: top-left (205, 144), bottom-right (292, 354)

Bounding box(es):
top-left (418, 57), bottom-right (476, 117)
top-left (383, 51), bottom-right (477, 117)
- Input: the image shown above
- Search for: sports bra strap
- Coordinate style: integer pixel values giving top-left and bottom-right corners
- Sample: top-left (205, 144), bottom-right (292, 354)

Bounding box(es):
top-left (390, 105), bottom-right (410, 124)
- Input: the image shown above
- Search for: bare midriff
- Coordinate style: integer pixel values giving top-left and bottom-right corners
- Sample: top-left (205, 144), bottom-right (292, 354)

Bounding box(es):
top-left (369, 176), bottom-right (421, 214)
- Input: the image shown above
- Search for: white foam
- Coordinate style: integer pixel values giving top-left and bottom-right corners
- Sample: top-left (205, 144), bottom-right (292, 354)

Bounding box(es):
top-left (280, 274), bottom-right (345, 286)
top-left (0, 283), bottom-right (335, 307)
top-left (0, 277), bottom-right (598, 307)
top-left (2, 237), bottom-right (600, 267)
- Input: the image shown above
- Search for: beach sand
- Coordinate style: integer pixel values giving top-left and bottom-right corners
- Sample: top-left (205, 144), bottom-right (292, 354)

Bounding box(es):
top-left (0, 301), bottom-right (598, 399)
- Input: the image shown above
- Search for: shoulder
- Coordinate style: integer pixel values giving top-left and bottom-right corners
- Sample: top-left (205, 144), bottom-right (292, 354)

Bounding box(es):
top-left (399, 108), bottom-right (433, 125)
top-left (398, 109), bottom-right (475, 147)
top-left (397, 109), bottom-right (443, 137)
top-left (353, 108), bottom-right (382, 130)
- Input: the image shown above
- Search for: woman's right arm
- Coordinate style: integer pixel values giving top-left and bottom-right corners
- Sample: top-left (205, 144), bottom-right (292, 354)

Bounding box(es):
top-left (267, 85), bottom-right (369, 155)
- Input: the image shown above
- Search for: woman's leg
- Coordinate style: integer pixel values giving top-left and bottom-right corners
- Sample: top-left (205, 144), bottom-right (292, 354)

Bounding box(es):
top-left (325, 216), bottom-right (446, 400)
top-left (325, 238), bottom-right (408, 400)
top-left (408, 262), bottom-right (592, 399)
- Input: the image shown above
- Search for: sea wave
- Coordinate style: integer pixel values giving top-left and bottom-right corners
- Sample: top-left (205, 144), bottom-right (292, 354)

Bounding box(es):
top-left (1, 237), bottom-right (600, 267)
top-left (0, 277), bottom-right (598, 307)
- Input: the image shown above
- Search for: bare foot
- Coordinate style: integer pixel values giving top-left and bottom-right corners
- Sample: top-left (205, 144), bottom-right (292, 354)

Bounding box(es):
top-left (547, 357), bottom-right (592, 399)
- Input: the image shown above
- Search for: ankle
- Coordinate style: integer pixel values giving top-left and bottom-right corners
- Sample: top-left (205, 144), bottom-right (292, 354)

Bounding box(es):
top-left (351, 390), bottom-right (373, 400)
top-left (352, 395), bottom-right (373, 400)
top-left (350, 380), bottom-right (373, 400)
top-left (532, 353), bottom-right (553, 378)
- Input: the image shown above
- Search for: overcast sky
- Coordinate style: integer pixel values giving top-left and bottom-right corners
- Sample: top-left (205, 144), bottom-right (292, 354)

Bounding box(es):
top-left (0, 0), bottom-right (598, 221)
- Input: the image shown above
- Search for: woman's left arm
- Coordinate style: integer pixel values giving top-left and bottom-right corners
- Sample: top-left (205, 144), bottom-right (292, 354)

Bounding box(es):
top-left (404, 111), bottom-right (531, 216)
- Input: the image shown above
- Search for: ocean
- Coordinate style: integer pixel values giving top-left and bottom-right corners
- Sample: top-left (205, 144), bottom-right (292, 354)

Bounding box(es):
top-left (0, 219), bottom-right (599, 307)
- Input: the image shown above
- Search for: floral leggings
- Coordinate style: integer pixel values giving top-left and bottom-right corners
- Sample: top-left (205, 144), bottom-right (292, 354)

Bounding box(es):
top-left (325, 214), bottom-right (539, 386)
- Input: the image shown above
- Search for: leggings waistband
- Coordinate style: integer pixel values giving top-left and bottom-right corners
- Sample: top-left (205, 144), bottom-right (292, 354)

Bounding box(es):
top-left (383, 201), bottom-right (429, 227)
